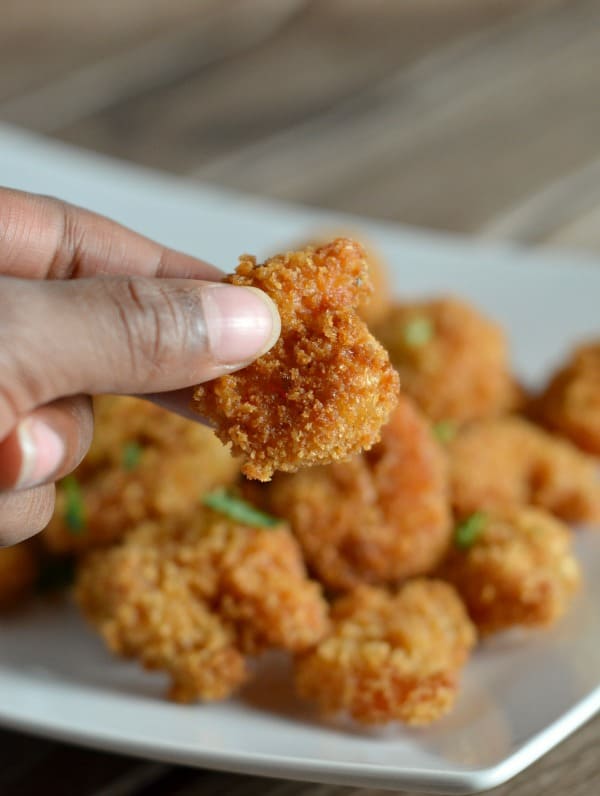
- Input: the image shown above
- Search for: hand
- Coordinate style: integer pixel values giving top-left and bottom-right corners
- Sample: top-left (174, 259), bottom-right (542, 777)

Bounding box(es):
top-left (0, 188), bottom-right (280, 544)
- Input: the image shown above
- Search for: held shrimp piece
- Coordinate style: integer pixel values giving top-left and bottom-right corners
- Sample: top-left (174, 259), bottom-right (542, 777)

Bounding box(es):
top-left (439, 507), bottom-right (580, 635)
top-left (76, 507), bottom-right (329, 703)
top-left (260, 396), bottom-right (451, 592)
top-left (533, 341), bottom-right (600, 454)
top-left (44, 396), bottom-right (240, 553)
top-left (193, 239), bottom-right (400, 481)
top-left (303, 233), bottom-right (392, 326)
top-left (373, 297), bottom-right (518, 424)
top-left (295, 579), bottom-right (475, 726)
top-left (448, 417), bottom-right (600, 523)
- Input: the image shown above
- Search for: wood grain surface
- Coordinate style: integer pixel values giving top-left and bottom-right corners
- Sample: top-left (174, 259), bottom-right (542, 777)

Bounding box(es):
top-left (1, 1), bottom-right (600, 794)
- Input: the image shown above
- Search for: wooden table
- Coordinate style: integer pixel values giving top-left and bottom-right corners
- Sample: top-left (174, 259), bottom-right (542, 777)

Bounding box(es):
top-left (1, 1), bottom-right (600, 793)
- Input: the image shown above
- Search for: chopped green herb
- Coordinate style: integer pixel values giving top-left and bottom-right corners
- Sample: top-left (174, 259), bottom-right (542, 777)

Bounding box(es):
top-left (403, 316), bottom-right (434, 347)
top-left (36, 557), bottom-right (76, 594)
top-left (202, 488), bottom-right (280, 528)
top-left (433, 420), bottom-right (457, 444)
top-left (122, 441), bottom-right (143, 471)
top-left (62, 475), bottom-right (86, 535)
top-left (454, 512), bottom-right (487, 550)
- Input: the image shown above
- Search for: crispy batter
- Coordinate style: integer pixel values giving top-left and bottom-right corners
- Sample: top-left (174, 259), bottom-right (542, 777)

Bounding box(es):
top-left (295, 579), bottom-right (475, 725)
top-left (439, 508), bottom-right (580, 635)
top-left (302, 233), bottom-right (392, 326)
top-left (258, 396), bottom-right (451, 592)
top-left (76, 508), bottom-right (329, 703)
top-left (0, 542), bottom-right (39, 609)
top-left (193, 239), bottom-right (399, 481)
top-left (44, 396), bottom-right (240, 554)
top-left (533, 342), bottom-right (600, 454)
top-left (449, 416), bottom-right (600, 523)
top-left (373, 297), bottom-right (518, 423)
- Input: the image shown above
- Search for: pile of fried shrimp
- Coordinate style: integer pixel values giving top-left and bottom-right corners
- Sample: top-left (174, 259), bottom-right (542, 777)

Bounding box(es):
top-left (2, 238), bottom-right (599, 729)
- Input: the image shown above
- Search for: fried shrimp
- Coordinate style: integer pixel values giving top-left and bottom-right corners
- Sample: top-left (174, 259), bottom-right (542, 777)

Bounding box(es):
top-left (302, 233), bottom-right (392, 326)
top-left (533, 341), bottom-right (600, 454)
top-left (440, 508), bottom-right (580, 635)
top-left (76, 508), bottom-right (329, 703)
top-left (259, 396), bottom-right (451, 592)
top-left (373, 296), bottom-right (518, 424)
top-left (295, 579), bottom-right (475, 725)
top-left (193, 239), bottom-right (400, 481)
top-left (449, 417), bottom-right (600, 523)
top-left (0, 542), bottom-right (39, 609)
top-left (44, 396), bottom-right (240, 554)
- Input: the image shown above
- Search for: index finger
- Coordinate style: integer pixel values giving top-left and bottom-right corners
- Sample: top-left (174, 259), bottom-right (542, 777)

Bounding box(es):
top-left (0, 186), bottom-right (224, 281)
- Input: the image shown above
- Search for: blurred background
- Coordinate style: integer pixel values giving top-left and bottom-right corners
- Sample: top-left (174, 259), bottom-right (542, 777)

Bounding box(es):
top-left (2, 0), bottom-right (600, 253)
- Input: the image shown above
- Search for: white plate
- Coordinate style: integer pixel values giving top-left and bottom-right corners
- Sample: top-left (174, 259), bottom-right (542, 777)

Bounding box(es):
top-left (1, 124), bottom-right (600, 794)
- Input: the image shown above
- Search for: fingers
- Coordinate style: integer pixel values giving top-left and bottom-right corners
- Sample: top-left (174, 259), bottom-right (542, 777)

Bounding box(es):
top-left (142, 389), bottom-right (208, 423)
top-left (0, 484), bottom-right (55, 546)
top-left (0, 276), bottom-right (280, 437)
top-left (0, 396), bottom-right (93, 491)
top-left (0, 186), bottom-right (224, 281)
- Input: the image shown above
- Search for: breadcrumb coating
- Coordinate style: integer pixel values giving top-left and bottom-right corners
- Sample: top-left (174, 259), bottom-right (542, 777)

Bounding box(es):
top-left (258, 396), bottom-right (451, 592)
top-left (44, 396), bottom-right (239, 553)
top-left (0, 542), bottom-right (39, 609)
top-left (449, 417), bottom-right (600, 523)
top-left (75, 509), bottom-right (329, 703)
top-left (439, 508), bottom-right (580, 635)
top-left (193, 239), bottom-right (400, 481)
top-left (302, 234), bottom-right (392, 327)
top-left (373, 297), bottom-right (518, 423)
top-left (295, 580), bottom-right (475, 725)
top-left (533, 342), bottom-right (600, 454)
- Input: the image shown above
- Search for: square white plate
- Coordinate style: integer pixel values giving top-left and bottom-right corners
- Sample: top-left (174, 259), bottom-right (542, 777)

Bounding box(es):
top-left (1, 124), bottom-right (600, 794)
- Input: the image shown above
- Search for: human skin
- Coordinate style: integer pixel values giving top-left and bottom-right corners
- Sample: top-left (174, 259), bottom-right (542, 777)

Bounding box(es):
top-left (0, 187), bottom-right (280, 544)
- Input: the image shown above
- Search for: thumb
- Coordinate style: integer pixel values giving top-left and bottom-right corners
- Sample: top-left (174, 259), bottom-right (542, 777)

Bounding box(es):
top-left (0, 275), bottom-right (280, 435)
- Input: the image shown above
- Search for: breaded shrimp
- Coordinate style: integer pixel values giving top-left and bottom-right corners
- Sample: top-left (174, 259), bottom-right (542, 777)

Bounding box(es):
top-left (0, 542), bottom-right (39, 609)
top-left (295, 579), bottom-right (475, 725)
top-left (259, 396), bottom-right (451, 592)
top-left (533, 341), bottom-right (600, 454)
top-left (193, 239), bottom-right (399, 481)
top-left (439, 507), bottom-right (580, 635)
top-left (302, 233), bottom-right (392, 326)
top-left (449, 416), bottom-right (600, 523)
top-left (44, 396), bottom-right (240, 554)
top-left (373, 297), bottom-right (518, 424)
top-left (76, 508), bottom-right (329, 703)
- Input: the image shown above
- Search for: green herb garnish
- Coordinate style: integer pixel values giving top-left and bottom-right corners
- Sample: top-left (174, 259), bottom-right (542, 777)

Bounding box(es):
top-left (36, 557), bottom-right (76, 594)
top-left (202, 488), bottom-right (280, 528)
top-left (454, 512), bottom-right (487, 550)
top-left (433, 420), bottom-right (457, 444)
top-left (403, 316), bottom-right (434, 347)
top-left (122, 441), bottom-right (143, 471)
top-left (62, 475), bottom-right (86, 535)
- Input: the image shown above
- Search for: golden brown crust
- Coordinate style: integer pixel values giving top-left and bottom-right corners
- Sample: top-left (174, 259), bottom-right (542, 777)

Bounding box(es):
top-left (259, 396), bottom-right (451, 592)
top-left (439, 507), bottom-right (580, 635)
top-left (75, 509), bottom-right (329, 703)
top-left (449, 416), bottom-right (600, 523)
top-left (373, 297), bottom-right (517, 423)
top-left (44, 396), bottom-right (240, 554)
top-left (533, 342), bottom-right (600, 454)
top-left (193, 239), bottom-right (399, 481)
top-left (295, 580), bottom-right (475, 725)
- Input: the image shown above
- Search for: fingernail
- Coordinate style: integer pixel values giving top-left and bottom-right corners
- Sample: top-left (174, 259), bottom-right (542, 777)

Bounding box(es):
top-left (16, 417), bottom-right (64, 489)
top-left (202, 285), bottom-right (281, 365)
